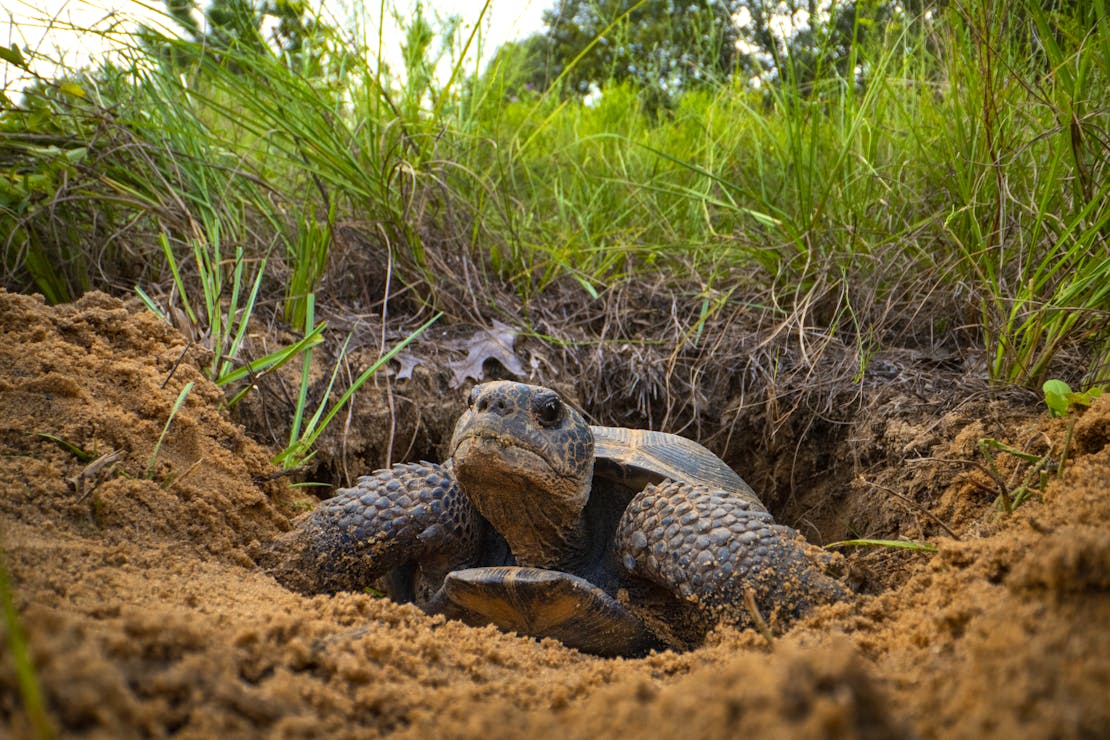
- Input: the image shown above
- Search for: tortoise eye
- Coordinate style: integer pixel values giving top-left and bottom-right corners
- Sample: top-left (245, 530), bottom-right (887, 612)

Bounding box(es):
top-left (466, 387), bottom-right (480, 408)
top-left (534, 395), bottom-right (564, 427)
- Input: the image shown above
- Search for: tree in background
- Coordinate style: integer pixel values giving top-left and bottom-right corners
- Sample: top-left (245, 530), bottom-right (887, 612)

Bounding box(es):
top-left (535, 0), bottom-right (740, 107)
top-left (489, 1), bottom-right (921, 105)
top-left (479, 33), bottom-right (558, 102)
top-left (162, 0), bottom-right (330, 74)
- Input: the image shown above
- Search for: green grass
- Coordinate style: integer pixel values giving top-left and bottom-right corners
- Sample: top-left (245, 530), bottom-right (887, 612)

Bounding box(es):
top-left (145, 380), bottom-right (194, 479)
top-left (273, 307), bottom-right (443, 470)
top-left (0, 545), bottom-right (53, 739)
top-left (2, 0), bottom-right (1107, 400)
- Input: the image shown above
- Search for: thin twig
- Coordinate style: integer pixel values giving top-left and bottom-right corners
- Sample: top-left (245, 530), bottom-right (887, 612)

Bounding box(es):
top-left (161, 342), bottom-right (193, 389)
top-left (72, 449), bottom-right (126, 503)
top-left (743, 588), bottom-right (775, 648)
top-left (863, 479), bottom-right (960, 540)
top-left (165, 457), bottom-right (204, 491)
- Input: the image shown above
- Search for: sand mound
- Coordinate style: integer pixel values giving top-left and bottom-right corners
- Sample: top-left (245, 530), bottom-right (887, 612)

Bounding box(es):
top-left (1, 290), bottom-right (1107, 738)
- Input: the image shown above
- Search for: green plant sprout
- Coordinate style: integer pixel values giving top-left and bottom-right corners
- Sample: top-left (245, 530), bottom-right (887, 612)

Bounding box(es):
top-left (1042, 379), bottom-right (1103, 418)
top-left (974, 379), bottom-right (1105, 514)
top-left (1042, 379), bottom-right (1105, 482)
top-left (273, 308), bottom-right (442, 470)
top-left (977, 438), bottom-right (1053, 514)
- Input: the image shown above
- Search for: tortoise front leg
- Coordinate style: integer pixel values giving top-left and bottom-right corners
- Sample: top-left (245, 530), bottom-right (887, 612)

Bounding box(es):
top-left (263, 461), bottom-right (485, 597)
top-left (615, 480), bottom-right (849, 647)
top-left (443, 566), bottom-right (658, 656)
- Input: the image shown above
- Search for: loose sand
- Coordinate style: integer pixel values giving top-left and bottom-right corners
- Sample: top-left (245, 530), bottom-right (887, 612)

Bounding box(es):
top-left (1, 290), bottom-right (1107, 738)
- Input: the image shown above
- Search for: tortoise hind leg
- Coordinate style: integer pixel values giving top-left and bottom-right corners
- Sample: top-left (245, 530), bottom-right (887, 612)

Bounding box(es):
top-left (616, 480), bottom-right (849, 647)
top-left (443, 567), bottom-right (657, 657)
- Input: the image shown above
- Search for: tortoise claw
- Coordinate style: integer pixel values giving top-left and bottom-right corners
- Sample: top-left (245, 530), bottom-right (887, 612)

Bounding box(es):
top-left (444, 566), bottom-right (657, 656)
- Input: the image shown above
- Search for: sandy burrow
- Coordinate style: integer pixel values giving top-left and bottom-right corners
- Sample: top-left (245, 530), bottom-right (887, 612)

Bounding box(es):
top-left (1, 289), bottom-right (1108, 739)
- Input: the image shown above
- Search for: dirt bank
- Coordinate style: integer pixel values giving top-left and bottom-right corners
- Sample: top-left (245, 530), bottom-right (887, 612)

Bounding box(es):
top-left (1, 290), bottom-right (1107, 738)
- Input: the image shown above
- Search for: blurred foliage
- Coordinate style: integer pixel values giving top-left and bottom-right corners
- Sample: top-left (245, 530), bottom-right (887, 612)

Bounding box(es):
top-left (1, 0), bottom-right (1107, 388)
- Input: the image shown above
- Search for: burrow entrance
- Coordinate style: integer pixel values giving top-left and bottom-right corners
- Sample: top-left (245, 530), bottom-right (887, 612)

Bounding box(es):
top-left (232, 310), bottom-right (1047, 598)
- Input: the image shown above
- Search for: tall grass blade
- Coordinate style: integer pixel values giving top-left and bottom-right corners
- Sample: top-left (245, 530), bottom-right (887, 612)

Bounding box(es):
top-left (145, 381), bottom-right (195, 479)
top-left (0, 546), bottom-right (53, 740)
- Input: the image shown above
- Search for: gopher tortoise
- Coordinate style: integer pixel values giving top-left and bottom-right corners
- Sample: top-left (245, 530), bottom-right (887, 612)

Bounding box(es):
top-left (265, 381), bottom-right (848, 655)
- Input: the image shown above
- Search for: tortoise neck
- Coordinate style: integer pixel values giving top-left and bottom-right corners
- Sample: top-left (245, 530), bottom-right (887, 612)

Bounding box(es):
top-left (546, 513), bottom-right (593, 571)
top-left (500, 490), bottom-right (593, 570)
top-left (453, 455), bottom-right (595, 570)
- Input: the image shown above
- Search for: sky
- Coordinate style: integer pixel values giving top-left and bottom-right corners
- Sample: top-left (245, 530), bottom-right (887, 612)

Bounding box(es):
top-left (1, 1), bottom-right (549, 93)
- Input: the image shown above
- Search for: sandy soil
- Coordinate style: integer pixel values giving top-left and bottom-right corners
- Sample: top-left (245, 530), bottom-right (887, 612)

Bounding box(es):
top-left (1, 290), bottom-right (1107, 738)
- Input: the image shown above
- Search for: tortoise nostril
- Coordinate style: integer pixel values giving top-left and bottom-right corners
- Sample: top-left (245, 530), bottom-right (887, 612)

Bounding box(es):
top-left (475, 394), bottom-right (510, 416)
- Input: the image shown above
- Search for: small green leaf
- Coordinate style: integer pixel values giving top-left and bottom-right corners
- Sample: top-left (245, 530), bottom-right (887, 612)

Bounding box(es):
top-left (0, 45), bottom-right (27, 70)
top-left (574, 274), bottom-right (599, 299)
top-left (59, 82), bottom-right (86, 98)
top-left (1066, 386), bottom-right (1103, 409)
top-left (746, 208), bottom-right (782, 228)
top-left (1042, 379), bottom-right (1072, 417)
top-left (36, 432), bottom-right (95, 462)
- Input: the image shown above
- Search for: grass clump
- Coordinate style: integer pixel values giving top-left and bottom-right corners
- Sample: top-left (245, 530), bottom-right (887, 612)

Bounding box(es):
top-left (1, 0), bottom-right (1107, 404)
top-left (940, 0), bottom-right (1110, 386)
top-left (274, 304), bottom-right (442, 470)
top-left (977, 436), bottom-right (1056, 514)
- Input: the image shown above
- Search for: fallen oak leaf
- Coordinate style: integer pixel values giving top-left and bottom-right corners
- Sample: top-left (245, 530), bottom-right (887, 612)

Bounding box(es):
top-left (391, 351), bottom-right (422, 381)
top-left (446, 321), bottom-right (524, 388)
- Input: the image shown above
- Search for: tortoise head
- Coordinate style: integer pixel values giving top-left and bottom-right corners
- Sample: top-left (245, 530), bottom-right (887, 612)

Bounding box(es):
top-left (449, 381), bottom-right (594, 569)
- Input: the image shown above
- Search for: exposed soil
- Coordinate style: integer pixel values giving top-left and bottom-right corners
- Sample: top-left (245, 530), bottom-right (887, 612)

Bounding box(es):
top-left (1, 289), bottom-right (1108, 738)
